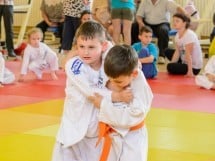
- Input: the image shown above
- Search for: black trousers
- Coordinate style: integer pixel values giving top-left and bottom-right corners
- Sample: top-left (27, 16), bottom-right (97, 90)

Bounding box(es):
top-left (165, 48), bottom-right (201, 75)
top-left (0, 5), bottom-right (14, 52)
top-left (61, 16), bottom-right (80, 51)
top-left (36, 20), bottom-right (64, 43)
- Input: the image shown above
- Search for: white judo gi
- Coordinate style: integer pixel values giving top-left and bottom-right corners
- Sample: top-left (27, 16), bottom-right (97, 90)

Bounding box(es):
top-left (20, 42), bottom-right (58, 79)
top-left (96, 69), bottom-right (153, 161)
top-left (52, 56), bottom-right (111, 161)
top-left (52, 56), bottom-right (153, 161)
top-left (195, 55), bottom-right (215, 89)
top-left (0, 52), bottom-right (15, 84)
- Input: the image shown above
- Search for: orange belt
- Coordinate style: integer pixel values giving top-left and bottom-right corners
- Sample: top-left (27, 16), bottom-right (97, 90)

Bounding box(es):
top-left (96, 120), bottom-right (145, 161)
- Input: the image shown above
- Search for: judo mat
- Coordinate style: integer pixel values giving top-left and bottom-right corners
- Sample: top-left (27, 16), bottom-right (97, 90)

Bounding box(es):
top-left (0, 61), bottom-right (214, 161)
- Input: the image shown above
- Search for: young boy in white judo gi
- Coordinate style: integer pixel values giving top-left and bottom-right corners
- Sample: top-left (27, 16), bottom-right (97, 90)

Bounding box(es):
top-left (0, 52), bottom-right (15, 87)
top-left (18, 28), bottom-right (59, 81)
top-left (52, 21), bottom-right (131, 161)
top-left (195, 55), bottom-right (215, 89)
top-left (89, 45), bottom-right (153, 161)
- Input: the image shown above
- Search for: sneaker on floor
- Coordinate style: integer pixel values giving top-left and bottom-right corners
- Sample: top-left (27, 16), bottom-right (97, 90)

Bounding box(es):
top-left (158, 57), bottom-right (165, 64)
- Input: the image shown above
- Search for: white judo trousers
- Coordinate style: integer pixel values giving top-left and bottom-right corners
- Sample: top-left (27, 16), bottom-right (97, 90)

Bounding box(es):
top-left (195, 55), bottom-right (215, 89)
top-left (20, 43), bottom-right (58, 78)
top-left (0, 53), bottom-right (15, 84)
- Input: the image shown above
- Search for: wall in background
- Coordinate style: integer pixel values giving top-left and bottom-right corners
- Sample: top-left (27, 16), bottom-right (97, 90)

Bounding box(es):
top-left (13, 0), bottom-right (215, 37)
top-left (175, 0), bottom-right (215, 37)
top-left (14, 0), bottom-right (41, 27)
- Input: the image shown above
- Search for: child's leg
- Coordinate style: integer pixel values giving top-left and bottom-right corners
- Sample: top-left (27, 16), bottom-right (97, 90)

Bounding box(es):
top-left (195, 75), bottom-right (214, 89)
top-left (28, 62), bottom-right (43, 79)
top-left (51, 71), bottom-right (58, 80)
top-left (46, 54), bottom-right (59, 80)
top-left (3, 68), bottom-right (15, 84)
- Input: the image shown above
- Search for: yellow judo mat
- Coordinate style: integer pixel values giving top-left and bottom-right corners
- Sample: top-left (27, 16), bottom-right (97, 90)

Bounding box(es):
top-left (0, 99), bottom-right (214, 161)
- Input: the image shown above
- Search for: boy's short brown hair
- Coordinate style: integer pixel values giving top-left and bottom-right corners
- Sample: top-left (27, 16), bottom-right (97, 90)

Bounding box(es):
top-left (74, 20), bottom-right (106, 44)
top-left (104, 45), bottom-right (138, 78)
top-left (139, 26), bottom-right (153, 35)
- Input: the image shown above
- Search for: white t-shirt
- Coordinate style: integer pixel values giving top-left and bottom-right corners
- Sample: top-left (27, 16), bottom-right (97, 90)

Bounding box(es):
top-left (175, 29), bottom-right (203, 69)
top-left (136, 0), bottom-right (178, 24)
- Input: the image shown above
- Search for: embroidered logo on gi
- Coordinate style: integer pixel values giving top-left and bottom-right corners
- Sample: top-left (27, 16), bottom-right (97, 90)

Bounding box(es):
top-left (71, 59), bottom-right (83, 75)
top-left (97, 76), bottom-right (104, 88)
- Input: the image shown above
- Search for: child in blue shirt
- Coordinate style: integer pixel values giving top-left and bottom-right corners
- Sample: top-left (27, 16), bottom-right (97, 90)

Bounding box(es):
top-left (132, 26), bottom-right (158, 78)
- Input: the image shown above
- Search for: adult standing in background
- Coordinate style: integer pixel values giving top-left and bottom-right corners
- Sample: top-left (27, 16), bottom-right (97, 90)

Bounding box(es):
top-left (0, 0), bottom-right (16, 57)
top-left (61, 0), bottom-right (90, 54)
top-left (135, 0), bottom-right (186, 64)
top-left (110, 0), bottom-right (135, 45)
top-left (36, 0), bottom-right (64, 43)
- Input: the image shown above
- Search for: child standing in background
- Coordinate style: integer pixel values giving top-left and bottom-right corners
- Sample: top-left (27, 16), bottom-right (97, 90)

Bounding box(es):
top-left (18, 28), bottom-right (59, 81)
top-left (0, 52), bottom-right (15, 87)
top-left (132, 26), bottom-right (158, 79)
top-left (89, 45), bottom-right (153, 161)
top-left (195, 55), bottom-right (215, 90)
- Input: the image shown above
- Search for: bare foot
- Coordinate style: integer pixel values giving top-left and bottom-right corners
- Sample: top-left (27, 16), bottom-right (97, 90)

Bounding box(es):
top-left (51, 72), bottom-right (58, 80)
top-left (0, 83), bottom-right (4, 87)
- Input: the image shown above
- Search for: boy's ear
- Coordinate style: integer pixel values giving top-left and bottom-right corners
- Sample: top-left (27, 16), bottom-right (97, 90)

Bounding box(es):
top-left (102, 40), bottom-right (108, 52)
top-left (131, 69), bottom-right (138, 78)
top-left (138, 34), bottom-right (141, 40)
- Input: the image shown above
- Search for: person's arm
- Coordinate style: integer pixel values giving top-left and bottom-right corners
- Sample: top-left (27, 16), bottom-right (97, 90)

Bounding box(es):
top-left (136, 15), bottom-right (145, 29)
top-left (139, 44), bottom-right (158, 63)
top-left (41, 11), bottom-right (57, 27)
top-left (171, 47), bottom-right (180, 63)
top-left (98, 71), bottom-right (153, 129)
top-left (139, 55), bottom-right (154, 63)
top-left (65, 57), bottom-right (94, 97)
top-left (184, 43), bottom-right (194, 77)
top-left (167, 1), bottom-right (188, 16)
top-left (176, 6), bottom-right (187, 15)
top-left (83, 0), bottom-right (90, 5)
top-left (135, 1), bottom-right (145, 28)
top-left (18, 47), bottom-right (30, 82)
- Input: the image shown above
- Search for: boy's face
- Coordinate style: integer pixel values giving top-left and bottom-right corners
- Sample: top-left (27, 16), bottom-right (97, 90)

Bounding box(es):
top-left (76, 36), bottom-right (106, 69)
top-left (29, 32), bottom-right (42, 48)
top-left (138, 32), bottom-right (152, 46)
top-left (108, 70), bottom-right (138, 91)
